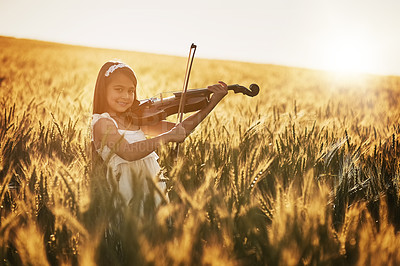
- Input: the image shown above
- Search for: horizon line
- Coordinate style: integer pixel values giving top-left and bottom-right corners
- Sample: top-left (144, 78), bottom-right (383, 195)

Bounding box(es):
top-left (2, 34), bottom-right (399, 78)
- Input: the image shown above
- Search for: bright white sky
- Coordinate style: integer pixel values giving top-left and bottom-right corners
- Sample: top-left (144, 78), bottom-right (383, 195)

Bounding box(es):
top-left (1, 0), bottom-right (400, 75)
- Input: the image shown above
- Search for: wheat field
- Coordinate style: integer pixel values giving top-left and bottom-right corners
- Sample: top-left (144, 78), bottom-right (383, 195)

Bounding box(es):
top-left (1, 36), bottom-right (400, 265)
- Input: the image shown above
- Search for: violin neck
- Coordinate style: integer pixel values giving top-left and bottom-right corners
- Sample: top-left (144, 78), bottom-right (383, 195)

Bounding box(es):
top-left (175, 88), bottom-right (211, 97)
top-left (173, 84), bottom-right (259, 97)
top-left (174, 85), bottom-right (240, 97)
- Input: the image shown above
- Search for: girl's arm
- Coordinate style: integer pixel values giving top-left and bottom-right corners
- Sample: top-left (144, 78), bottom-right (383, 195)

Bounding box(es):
top-left (93, 119), bottom-right (186, 161)
top-left (141, 120), bottom-right (175, 137)
top-left (180, 81), bottom-right (228, 134)
top-left (141, 81), bottom-right (228, 136)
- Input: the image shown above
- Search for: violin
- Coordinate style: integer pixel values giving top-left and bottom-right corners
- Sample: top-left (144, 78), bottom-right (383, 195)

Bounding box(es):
top-left (126, 83), bottom-right (260, 126)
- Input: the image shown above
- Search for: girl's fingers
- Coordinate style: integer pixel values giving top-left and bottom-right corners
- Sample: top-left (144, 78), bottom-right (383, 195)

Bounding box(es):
top-left (218, 81), bottom-right (228, 88)
top-left (207, 81), bottom-right (228, 104)
top-left (175, 123), bottom-right (187, 135)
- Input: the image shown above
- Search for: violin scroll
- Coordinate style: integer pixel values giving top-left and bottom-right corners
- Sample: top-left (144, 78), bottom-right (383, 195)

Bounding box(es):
top-left (229, 84), bottom-right (259, 97)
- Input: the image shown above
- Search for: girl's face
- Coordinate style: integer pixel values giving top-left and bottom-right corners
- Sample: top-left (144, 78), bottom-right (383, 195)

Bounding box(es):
top-left (105, 71), bottom-right (136, 114)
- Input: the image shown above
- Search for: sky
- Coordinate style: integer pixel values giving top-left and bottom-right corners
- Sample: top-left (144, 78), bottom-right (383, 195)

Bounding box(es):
top-left (1, 0), bottom-right (400, 76)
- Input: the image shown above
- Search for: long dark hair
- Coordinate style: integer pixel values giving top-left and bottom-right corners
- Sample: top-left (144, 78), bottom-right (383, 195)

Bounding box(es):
top-left (92, 60), bottom-right (139, 115)
top-left (91, 61), bottom-right (139, 163)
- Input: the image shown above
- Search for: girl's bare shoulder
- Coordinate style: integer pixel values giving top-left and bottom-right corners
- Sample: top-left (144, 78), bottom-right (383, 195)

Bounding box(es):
top-left (93, 118), bottom-right (119, 138)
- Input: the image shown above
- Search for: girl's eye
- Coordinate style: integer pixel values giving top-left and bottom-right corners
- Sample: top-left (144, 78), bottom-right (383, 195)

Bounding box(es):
top-left (128, 89), bottom-right (134, 94)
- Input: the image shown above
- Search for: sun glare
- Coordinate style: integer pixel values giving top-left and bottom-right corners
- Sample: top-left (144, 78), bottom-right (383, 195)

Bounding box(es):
top-left (321, 34), bottom-right (378, 75)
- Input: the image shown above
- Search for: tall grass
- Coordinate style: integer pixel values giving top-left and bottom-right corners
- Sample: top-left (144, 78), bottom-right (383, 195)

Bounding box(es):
top-left (1, 36), bottom-right (400, 265)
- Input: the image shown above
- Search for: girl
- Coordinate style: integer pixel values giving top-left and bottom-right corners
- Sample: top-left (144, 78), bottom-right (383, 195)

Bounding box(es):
top-left (91, 60), bottom-right (227, 210)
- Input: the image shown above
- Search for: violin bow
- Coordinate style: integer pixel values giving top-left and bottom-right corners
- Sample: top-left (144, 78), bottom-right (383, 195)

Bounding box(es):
top-left (177, 43), bottom-right (197, 123)
top-left (175, 43), bottom-right (197, 158)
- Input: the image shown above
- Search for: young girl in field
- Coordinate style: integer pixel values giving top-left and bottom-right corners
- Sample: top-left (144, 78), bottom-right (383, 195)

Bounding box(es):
top-left (91, 60), bottom-right (227, 211)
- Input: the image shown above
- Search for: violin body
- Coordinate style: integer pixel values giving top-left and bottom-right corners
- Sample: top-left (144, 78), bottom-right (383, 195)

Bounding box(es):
top-left (127, 84), bottom-right (259, 126)
top-left (128, 94), bottom-right (209, 125)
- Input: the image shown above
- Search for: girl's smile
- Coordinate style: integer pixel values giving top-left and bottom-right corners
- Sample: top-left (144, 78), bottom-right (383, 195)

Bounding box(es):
top-left (105, 71), bottom-right (136, 114)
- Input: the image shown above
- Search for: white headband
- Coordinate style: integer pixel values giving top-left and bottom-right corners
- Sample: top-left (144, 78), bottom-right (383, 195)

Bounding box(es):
top-left (105, 63), bottom-right (130, 77)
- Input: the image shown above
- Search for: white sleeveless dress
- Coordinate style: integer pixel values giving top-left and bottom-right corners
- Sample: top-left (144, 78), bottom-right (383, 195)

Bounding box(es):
top-left (91, 112), bottom-right (167, 208)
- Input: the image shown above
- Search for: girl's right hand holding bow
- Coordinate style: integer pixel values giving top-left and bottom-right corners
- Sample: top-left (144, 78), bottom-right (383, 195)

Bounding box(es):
top-left (164, 123), bottom-right (187, 143)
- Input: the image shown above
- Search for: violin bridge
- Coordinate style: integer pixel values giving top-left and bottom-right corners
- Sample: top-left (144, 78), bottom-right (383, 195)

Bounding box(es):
top-left (160, 93), bottom-right (163, 103)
